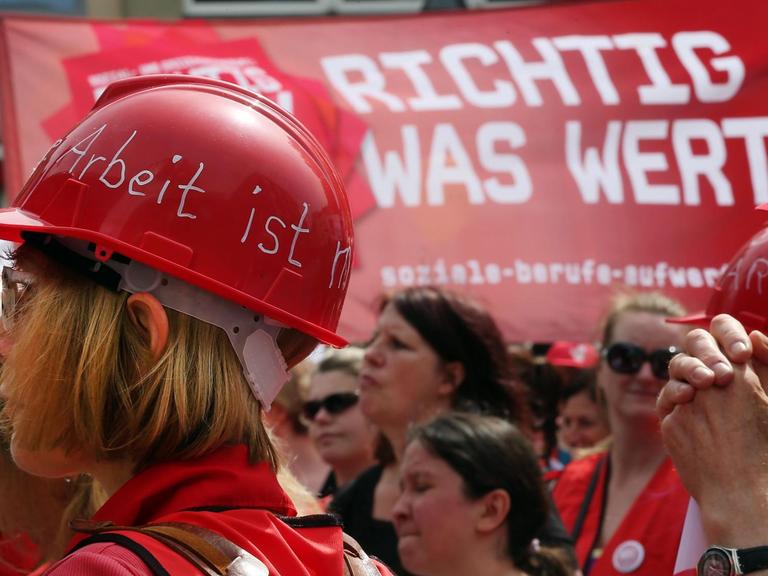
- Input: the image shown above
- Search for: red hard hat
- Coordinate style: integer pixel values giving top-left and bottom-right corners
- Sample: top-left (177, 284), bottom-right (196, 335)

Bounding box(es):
top-left (0, 75), bottom-right (353, 346)
top-left (669, 224), bottom-right (768, 332)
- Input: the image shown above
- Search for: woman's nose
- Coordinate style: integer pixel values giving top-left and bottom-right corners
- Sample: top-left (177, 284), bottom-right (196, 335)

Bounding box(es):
top-left (392, 492), bottom-right (410, 525)
top-left (363, 341), bottom-right (383, 367)
top-left (314, 406), bottom-right (334, 424)
top-left (637, 359), bottom-right (656, 381)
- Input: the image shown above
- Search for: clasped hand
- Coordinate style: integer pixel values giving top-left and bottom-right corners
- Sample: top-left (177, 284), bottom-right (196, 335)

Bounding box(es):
top-left (657, 314), bottom-right (768, 546)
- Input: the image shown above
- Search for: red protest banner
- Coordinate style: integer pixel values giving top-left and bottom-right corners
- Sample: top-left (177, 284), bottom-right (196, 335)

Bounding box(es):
top-left (0, 0), bottom-right (766, 343)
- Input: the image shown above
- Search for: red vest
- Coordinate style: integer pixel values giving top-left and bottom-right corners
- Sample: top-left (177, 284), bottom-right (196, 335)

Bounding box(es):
top-left (0, 532), bottom-right (39, 576)
top-left (43, 446), bottom-right (391, 575)
top-left (553, 452), bottom-right (689, 576)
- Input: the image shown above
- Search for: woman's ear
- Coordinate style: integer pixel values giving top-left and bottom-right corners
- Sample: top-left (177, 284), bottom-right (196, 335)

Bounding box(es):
top-left (438, 361), bottom-right (465, 396)
top-left (126, 293), bottom-right (169, 360)
top-left (475, 488), bottom-right (511, 534)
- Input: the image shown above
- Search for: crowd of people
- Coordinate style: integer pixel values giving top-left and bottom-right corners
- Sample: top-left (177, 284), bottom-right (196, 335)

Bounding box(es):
top-left (0, 272), bottom-right (702, 576)
top-left (0, 71), bottom-right (765, 576)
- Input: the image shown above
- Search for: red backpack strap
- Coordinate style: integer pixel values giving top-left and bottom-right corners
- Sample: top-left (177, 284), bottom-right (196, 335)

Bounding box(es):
top-left (70, 531), bottom-right (172, 576)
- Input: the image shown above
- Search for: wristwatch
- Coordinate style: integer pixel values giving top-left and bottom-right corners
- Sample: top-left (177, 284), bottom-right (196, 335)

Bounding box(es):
top-left (698, 546), bottom-right (768, 575)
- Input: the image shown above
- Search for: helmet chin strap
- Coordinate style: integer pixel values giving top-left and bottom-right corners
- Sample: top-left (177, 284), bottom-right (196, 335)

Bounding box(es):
top-left (58, 237), bottom-right (289, 409)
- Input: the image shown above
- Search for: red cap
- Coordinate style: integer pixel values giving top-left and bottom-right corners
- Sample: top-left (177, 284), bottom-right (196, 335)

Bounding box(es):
top-left (546, 341), bottom-right (599, 368)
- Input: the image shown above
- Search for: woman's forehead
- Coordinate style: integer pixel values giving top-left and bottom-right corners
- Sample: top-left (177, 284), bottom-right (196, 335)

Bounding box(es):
top-left (612, 310), bottom-right (683, 343)
top-left (378, 302), bottom-right (413, 331)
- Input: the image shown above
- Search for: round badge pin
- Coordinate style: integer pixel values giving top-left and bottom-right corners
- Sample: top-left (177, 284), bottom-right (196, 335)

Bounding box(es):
top-left (612, 540), bottom-right (645, 573)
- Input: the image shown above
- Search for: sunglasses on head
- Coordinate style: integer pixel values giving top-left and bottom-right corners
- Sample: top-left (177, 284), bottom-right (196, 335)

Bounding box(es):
top-left (602, 341), bottom-right (679, 380)
top-left (302, 391), bottom-right (359, 422)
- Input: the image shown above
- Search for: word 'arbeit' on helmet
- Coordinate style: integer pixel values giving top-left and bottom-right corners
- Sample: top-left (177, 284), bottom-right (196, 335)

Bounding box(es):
top-left (0, 74), bottom-right (354, 407)
top-left (670, 215), bottom-right (768, 332)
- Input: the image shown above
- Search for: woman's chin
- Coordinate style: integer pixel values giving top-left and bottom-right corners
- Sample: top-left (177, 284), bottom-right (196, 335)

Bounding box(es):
top-left (10, 440), bottom-right (82, 479)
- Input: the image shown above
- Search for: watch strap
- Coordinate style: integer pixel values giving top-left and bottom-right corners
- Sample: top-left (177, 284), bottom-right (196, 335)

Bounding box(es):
top-left (738, 546), bottom-right (768, 574)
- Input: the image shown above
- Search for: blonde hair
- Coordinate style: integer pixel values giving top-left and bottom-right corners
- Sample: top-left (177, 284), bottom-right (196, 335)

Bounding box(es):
top-left (600, 291), bottom-right (686, 348)
top-left (315, 346), bottom-right (364, 378)
top-left (2, 249), bottom-right (296, 470)
top-left (272, 361), bottom-right (313, 435)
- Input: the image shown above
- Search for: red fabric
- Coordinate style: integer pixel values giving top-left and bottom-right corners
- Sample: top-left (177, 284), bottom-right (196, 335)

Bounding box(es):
top-left (553, 452), bottom-right (689, 576)
top-left (0, 532), bottom-right (39, 576)
top-left (42, 445), bottom-right (392, 575)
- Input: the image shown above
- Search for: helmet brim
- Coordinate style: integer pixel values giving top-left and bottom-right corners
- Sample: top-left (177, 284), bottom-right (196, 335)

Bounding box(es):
top-left (0, 207), bottom-right (53, 243)
top-left (666, 312), bottom-right (711, 327)
top-left (0, 207), bottom-right (349, 348)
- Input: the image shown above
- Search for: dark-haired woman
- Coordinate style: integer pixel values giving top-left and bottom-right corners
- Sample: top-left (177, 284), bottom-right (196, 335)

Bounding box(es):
top-left (552, 293), bottom-right (689, 575)
top-left (330, 286), bottom-right (574, 575)
top-left (304, 347), bottom-right (377, 500)
top-left (394, 412), bottom-right (572, 576)
top-left (558, 369), bottom-right (610, 458)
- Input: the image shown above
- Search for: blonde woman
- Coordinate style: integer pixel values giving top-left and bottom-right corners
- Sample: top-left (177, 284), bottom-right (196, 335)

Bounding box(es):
top-left (552, 293), bottom-right (689, 576)
top-left (0, 75), bottom-right (389, 575)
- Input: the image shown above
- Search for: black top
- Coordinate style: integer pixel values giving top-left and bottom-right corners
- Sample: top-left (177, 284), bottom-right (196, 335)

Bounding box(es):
top-left (329, 464), bottom-right (577, 576)
top-left (329, 465), bottom-right (406, 574)
top-left (318, 471), bottom-right (338, 499)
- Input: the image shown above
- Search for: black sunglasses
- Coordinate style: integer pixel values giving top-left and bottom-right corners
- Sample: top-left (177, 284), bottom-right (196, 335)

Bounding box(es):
top-left (302, 391), bottom-right (359, 421)
top-left (602, 342), bottom-right (679, 380)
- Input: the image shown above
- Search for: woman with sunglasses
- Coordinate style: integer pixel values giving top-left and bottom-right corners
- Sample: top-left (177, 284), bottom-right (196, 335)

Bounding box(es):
top-left (552, 292), bottom-right (690, 576)
top-left (266, 365), bottom-right (330, 498)
top-left (330, 286), bottom-right (575, 575)
top-left (0, 76), bottom-right (391, 575)
top-left (303, 347), bottom-right (377, 500)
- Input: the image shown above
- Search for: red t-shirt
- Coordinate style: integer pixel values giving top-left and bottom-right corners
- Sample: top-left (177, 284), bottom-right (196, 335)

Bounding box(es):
top-left (553, 452), bottom-right (689, 576)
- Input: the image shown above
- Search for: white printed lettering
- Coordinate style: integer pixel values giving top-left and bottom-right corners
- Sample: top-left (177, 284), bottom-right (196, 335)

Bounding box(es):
top-left (320, 54), bottom-right (405, 114)
top-left (612, 33), bottom-right (690, 105)
top-left (287, 202), bottom-right (310, 268)
top-left (128, 170), bottom-right (154, 196)
top-left (723, 118), bottom-right (768, 204)
top-left (258, 216), bottom-right (286, 255)
top-left (241, 208), bottom-right (257, 244)
top-left (57, 123), bottom-right (107, 175)
top-left (440, 43), bottom-right (516, 108)
top-left (362, 127), bottom-right (422, 208)
top-left (78, 153), bottom-right (107, 180)
top-left (672, 119), bottom-right (733, 205)
top-left (495, 38), bottom-right (580, 106)
top-left (553, 35), bottom-right (619, 105)
top-left (747, 258), bottom-right (768, 295)
top-left (476, 122), bottom-right (532, 203)
top-left (329, 242), bottom-right (352, 289)
top-left (380, 50), bottom-right (462, 111)
top-left (673, 31), bottom-right (744, 103)
top-left (623, 120), bottom-right (680, 204)
top-left (99, 130), bottom-right (138, 189)
top-left (176, 162), bottom-right (206, 219)
top-left (566, 121), bottom-right (623, 204)
top-left (427, 123), bottom-right (484, 205)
